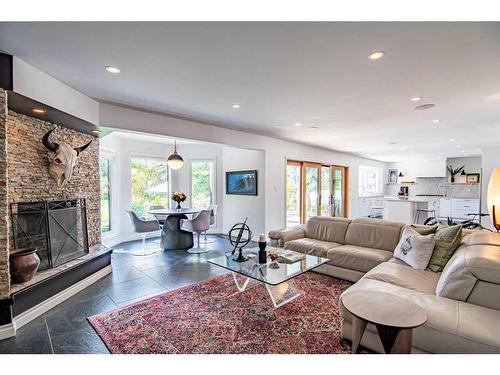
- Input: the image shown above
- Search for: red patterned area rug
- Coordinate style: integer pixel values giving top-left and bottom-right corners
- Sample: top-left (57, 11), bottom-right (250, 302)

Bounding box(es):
top-left (88, 272), bottom-right (353, 354)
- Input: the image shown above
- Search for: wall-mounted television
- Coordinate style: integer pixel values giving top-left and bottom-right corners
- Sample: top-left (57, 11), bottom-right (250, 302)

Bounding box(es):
top-left (226, 170), bottom-right (258, 196)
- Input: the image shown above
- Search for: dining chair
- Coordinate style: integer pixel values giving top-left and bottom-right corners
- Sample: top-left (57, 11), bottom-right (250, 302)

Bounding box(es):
top-left (118, 210), bottom-right (162, 256)
top-left (180, 209), bottom-right (212, 254)
top-left (203, 204), bottom-right (218, 244)
top-left (149, 205), bottom-right (167, 226)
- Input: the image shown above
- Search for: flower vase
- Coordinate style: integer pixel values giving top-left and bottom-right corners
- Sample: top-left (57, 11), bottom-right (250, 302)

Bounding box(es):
top-left (176, 202), bottom-right (182, 211)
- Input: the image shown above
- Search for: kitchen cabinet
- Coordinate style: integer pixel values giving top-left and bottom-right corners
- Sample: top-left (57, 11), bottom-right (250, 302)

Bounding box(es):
top-left (439, 198), bottom-right (480, 220)
top-left (439, 198), bottom-right (452, 217)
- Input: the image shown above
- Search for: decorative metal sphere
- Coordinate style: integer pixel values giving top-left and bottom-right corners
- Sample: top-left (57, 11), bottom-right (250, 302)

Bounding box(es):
top-left (228, 222), bottom-right (253, 250)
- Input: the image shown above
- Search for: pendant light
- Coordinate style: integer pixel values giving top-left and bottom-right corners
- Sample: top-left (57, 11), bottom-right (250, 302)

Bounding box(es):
top-left (167, 140), bottom-right (184, 170)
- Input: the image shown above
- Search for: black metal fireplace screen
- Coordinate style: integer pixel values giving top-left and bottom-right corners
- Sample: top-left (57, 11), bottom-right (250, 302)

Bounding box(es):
top-left (10, 198), bottom-right (89, 271)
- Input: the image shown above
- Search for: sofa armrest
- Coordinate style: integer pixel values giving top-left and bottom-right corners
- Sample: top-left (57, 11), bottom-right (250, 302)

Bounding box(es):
top-left (268, 225), bottom-right (306, 248)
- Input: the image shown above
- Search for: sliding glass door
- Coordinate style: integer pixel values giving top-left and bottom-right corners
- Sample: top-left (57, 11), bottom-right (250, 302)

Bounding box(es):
top-left (286, 161), bottom-right (302, 226)
top-left (286, 160), bottom-right (348, 226)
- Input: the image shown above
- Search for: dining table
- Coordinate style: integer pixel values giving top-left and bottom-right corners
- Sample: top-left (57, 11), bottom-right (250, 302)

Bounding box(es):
top-left (148, 208), bottom-right (201, 250)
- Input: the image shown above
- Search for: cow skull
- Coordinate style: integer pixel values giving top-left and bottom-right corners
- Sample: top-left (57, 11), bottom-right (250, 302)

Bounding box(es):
top-left (42, 129), bottom-right (92, 187)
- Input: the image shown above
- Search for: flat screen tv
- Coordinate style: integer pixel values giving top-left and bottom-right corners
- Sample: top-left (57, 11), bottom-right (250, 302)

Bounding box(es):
top-left (226, 170), bottom-right (258, 196)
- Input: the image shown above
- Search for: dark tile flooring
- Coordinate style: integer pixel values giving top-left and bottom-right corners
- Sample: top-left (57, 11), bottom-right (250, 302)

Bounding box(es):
top-left (0, 235), bottom-right (236, 354)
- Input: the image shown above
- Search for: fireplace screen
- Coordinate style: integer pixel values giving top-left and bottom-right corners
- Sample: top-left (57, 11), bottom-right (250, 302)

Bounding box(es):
top-left (11, 198), bottom-right (89, 271)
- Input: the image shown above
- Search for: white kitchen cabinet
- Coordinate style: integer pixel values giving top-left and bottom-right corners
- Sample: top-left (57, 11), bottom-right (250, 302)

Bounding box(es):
top-left (396, 159), bottom-right (447, 181)
top-left (439, 198), bottom-right (452, 217)
top-left (439, 198), bottom-right (479, 220)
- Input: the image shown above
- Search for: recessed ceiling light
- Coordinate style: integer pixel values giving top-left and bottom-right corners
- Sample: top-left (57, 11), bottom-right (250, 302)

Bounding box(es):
top-left (32, 108), bottom-right (46, 114)
top-left (294, 123), bottom-right (302, 127)
top-left (410, 96), bottom-right (422, 102)
top-left (456, 145), bottom-right (461, 148)
top-left (461, 150), bottom-right (465, 153)
top-left (232, 104), bottom-right (240, 109)
top-left (105, 66), bottom-right (120, 74)
top-left (401, 146), bottom-right (406, 151)
top-left (368, 50), bottom-right (385, 60)
top-left (415, 104), bottom-right (435, 110)
top-left (450, 138), bottom-right (456, 142)
top-left (432, 119), bottom-right (440, 123)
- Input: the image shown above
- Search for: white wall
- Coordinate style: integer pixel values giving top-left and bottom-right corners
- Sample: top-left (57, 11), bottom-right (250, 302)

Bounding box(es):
top-left (481, 147), bottom-right (500, 230)
top-left (101, 133), bottom-right (266, 246)
top-left (222, 146), bottom-right (265, 236)
top-left (99, 103), bottom-right (388, 234)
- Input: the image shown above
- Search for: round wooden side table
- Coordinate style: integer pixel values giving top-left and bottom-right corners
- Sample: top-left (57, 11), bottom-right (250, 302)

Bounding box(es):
top-left (342, 290), bottom-right (428, 354)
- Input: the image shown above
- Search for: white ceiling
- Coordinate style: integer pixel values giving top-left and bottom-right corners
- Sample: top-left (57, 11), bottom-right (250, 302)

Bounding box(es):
top-left (1, 22), bottom-right (499, 162)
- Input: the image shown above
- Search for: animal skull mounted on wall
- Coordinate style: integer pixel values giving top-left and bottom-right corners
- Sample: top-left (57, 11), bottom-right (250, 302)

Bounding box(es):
top-left (42, 129), bottom-right (93, 187)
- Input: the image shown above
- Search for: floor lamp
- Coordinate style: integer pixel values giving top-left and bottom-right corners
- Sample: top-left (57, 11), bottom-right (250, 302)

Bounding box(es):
top-left (487, 167), bottom-right (500, 232)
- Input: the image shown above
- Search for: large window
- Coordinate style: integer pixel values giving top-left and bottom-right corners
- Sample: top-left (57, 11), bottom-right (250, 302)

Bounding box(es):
top-left (359, 165), bottom-right (383, 197)
top-left (99, 158), bottom-right (112, 233)
top-left (191, 160), bottom-right (214, 209)
top-left (131, 158), bottom-right (169, 217)
top-left (286, 160), bottom-right (348, 226)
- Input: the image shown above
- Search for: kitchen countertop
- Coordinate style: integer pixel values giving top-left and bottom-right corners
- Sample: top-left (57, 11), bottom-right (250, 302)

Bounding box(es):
top-left (384, 196), bottom-right (479, 202)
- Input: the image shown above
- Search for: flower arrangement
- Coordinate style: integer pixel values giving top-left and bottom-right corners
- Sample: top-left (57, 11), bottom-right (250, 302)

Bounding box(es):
top-left (171, 191), bottom-right (187, 209)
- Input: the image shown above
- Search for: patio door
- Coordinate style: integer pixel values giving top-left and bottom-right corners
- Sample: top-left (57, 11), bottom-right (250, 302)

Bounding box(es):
top-left (286, 160), bottom-right (348, 226)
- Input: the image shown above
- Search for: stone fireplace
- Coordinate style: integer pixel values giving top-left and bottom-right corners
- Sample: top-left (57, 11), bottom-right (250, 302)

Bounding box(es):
top-left (0, 87), bottom-right (108, 336)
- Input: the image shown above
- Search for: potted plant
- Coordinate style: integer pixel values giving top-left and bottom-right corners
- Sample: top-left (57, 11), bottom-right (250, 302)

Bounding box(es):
top-left (171, 191), bottom-right (187, 210)
top-left (447, 165), bottom-right (465, 183)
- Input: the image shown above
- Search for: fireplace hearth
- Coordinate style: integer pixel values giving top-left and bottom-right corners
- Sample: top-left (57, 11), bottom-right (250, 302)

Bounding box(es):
top-left (10, 198), bottom-right (89, 273)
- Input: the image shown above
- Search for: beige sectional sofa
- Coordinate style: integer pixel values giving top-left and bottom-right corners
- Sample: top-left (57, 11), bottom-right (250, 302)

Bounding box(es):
top-left (269, 216), bottom-right (500, 353)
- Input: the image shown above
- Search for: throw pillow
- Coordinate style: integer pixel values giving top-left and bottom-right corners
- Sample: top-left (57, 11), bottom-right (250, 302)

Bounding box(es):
top-left (411, 224), bottom-right (438, 236)
top-left (427, 224), bottom-right (462, 272)
top-left (394, 226), bottom-right (436, 270)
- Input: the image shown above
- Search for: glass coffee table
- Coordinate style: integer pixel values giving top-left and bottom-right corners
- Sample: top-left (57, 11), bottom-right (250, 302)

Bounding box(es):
top-left (208, 247), bottom-right (329, 308)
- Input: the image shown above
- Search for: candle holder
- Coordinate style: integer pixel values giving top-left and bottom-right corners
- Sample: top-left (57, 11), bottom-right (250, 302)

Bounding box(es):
top-left (258, 241), bottom-right (267, 264)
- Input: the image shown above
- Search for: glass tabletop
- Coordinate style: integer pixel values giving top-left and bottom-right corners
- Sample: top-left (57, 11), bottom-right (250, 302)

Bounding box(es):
top-left (207, 247), bottom-right (329, 286)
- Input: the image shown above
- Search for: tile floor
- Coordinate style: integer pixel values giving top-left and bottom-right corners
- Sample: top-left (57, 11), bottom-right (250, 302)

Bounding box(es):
top-left (0, 235), bottom-right (237, 354)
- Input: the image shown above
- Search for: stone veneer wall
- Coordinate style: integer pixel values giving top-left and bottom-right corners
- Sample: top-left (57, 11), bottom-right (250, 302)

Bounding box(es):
top-left (5, 111), bottom-right (101, 255)
top-left (0, 89), bottom-right (9, 298)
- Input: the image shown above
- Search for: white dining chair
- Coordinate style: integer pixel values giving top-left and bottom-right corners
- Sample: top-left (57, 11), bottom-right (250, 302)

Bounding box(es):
top-left (180, 209), bottom-right (212, 254)
top-left (114, 210), bottom-right (162, 256)
top-left (203, 204), bottom-right (218, 244)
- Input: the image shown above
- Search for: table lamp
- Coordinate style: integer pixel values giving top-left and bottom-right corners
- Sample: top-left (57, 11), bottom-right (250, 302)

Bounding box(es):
top-left (487, 167), bottom-right (500, 232)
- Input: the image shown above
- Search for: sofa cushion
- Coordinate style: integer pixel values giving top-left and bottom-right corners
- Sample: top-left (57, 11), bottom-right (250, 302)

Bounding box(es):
top-left (344, 218), bottom-right (404, 251)
top-left (364, 258), bottom-right (441, 294)
top-left (305, 216), bottom-right (351, 244)
top-left (427, 224), bottom-right (462, 272)
top-left (284, 238), bottom-right (341, 257)
top-left (436, 244), bottom-right (500, 309)
top-left (326, 245), bottom-right (393, 273)
top-left (462, 231), bottom-right (500, 247)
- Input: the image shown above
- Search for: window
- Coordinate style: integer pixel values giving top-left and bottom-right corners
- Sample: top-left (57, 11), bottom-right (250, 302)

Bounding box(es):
top-left (99, 158), bottom-right (112, 233)
top-left (131, 158), bottom-right (169, 217)
top-left (359, 165), bottom-right (383, 197)
top-left (191, 160), bottom-right (214, 209)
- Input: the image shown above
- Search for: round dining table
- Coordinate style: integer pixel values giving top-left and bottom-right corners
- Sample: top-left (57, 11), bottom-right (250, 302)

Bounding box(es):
top-left (148, 208), bottom-right (201, 250)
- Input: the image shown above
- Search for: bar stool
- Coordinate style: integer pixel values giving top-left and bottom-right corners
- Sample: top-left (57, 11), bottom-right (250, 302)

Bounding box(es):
top-left (413, 209), bottom-right (437, 225)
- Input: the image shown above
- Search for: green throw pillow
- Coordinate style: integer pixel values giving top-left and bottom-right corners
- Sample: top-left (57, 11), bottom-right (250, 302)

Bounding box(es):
top-left (427, 224), bottom-right (462, 272)
top-left (411, 224), bottom-right (438, 236)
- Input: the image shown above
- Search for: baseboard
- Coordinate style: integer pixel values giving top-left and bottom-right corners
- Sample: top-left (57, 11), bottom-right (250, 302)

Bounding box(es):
top-left (104, 229), bottom-right (225, 248)
top-left (0, 265), bottom-right (112, 340)
top-left (0, 322), bottom-right (15, 341)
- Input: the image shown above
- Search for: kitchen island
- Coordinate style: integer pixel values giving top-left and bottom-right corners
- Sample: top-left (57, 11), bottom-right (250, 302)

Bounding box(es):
top-left (383, 196), bottom-right (439, 224)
